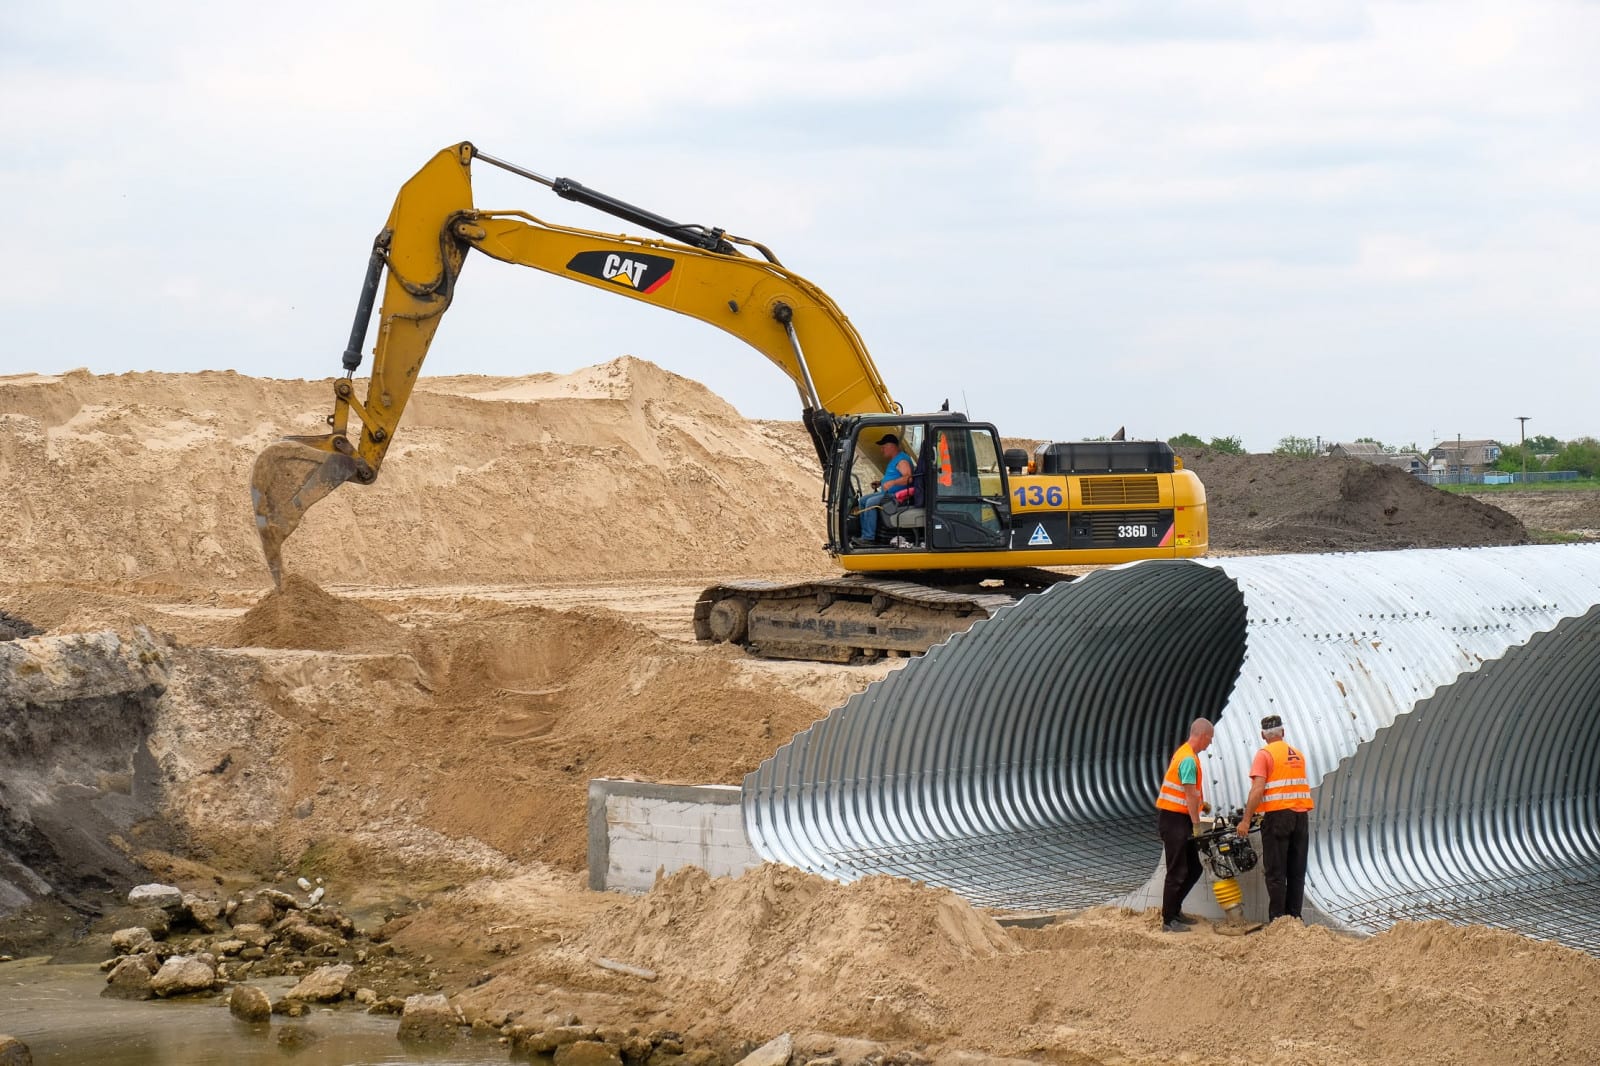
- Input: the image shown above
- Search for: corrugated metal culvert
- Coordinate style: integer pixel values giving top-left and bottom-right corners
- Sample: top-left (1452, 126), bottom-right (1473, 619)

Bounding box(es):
top-left (743, 545), bottom-right (1600, 953)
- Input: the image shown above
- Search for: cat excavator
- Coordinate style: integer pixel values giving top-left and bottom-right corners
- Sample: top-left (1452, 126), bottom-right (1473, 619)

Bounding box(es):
top-left (251, 142), bottom-right (1208, 662)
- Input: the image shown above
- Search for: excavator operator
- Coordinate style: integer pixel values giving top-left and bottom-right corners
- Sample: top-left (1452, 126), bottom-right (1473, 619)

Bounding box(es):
top-left (854, 433), bottom-right (915, 546)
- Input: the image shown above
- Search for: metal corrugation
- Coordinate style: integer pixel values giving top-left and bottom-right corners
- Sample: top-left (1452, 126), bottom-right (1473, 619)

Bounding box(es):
top-left (743, 545), bottom-right (1600, 951)
top-left (1309, 605), bottom-right (1600, 950)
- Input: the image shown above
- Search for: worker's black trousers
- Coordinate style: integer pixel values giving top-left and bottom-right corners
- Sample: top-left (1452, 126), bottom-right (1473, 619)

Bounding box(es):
top-left (1157, 810), bottom-right (1201, 924)
top-left (1260, 809), bottom-right (1310, 920)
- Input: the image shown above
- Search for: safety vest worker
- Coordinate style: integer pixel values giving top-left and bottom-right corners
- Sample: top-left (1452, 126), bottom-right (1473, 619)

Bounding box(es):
top-left (1257, 739), bottom-right (1314, 813)
top-left (1155, 741), bottom-right (1203, 813)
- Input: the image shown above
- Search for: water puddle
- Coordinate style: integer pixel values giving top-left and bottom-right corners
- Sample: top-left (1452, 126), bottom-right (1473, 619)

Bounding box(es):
top-left (0, 959), bottom-right (505, 1065)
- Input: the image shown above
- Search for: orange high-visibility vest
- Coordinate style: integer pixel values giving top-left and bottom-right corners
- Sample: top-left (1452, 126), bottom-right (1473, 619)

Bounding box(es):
top-left (1155, 742), bottom-right (1202, 813)
top-left (937, 433), bottom-right (954, 488)
top-left (1258, 740), bottom-right (1314, 813)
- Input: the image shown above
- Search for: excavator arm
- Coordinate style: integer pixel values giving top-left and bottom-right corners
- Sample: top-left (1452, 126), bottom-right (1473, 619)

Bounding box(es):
top-left (251, 142), bottom-right (898, 583)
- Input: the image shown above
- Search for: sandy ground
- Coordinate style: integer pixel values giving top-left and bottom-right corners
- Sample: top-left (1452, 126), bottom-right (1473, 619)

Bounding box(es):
top-left (3, 361), bottom-right (1598, 1064)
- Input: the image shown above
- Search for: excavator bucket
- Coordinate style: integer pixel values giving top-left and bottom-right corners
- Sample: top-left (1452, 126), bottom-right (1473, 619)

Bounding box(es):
top-left (249, 439), bottom-right (362, 586)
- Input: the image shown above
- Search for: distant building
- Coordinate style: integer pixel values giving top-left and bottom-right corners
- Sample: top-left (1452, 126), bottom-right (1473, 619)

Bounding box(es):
top-left (1327, 442), bottom-right (1425, 475)
top-left (1381, 452), bottom-right (1426, 475)
top-left (1327, 442), bottom-right (1388, 461)
top-left (1428, 439), bottom-right (1501, 480)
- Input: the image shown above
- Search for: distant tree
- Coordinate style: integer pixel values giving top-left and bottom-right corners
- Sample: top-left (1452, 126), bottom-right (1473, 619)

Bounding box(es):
top-left (1168, 432), bottom-right (1206, 450)
top-left (1527, 434), bottom-right (1561, 454)
top-left (1274, 436), bottom-right (1319, 459)
top-left (1495, 444), bottom-right (1543, 474)
top-left (1553, 437), bottom-right (1600, 478)
top-left (1207, 435), bottom-right (1246, 455)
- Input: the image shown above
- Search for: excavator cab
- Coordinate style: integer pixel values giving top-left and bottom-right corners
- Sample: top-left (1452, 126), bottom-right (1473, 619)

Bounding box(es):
top-left (832, 415), bottom-right (1011, 556)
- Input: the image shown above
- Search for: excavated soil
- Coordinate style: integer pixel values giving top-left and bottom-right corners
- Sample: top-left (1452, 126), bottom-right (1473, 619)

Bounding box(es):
top-left (2, 361), bottom-right (1596, 1064)
top-left (1179, 449), bottom-right (1529, 552)
top-left (444, 865), bottom-right (1600, 1065)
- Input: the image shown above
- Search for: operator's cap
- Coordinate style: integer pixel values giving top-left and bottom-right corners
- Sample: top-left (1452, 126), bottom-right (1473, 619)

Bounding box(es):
top-left (875, 433), bottom-right (900, 446)
top-left (1261, 714), bottom-right (1283, 731)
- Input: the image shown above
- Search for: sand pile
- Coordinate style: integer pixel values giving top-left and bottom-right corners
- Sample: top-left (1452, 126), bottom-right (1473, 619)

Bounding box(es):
top-left (573, 865), bottom-right (1014, 1039)
top-left (220, 574), bottom-right (413, 653)
top-left (152, 582), bottom-right (832, 874)
top-left (0, 359), bottom-right (829, 587)
top-left (452, 865), bottom-right (1600, 1065)
top-left (1180, 450), bottom-right (1528, 553)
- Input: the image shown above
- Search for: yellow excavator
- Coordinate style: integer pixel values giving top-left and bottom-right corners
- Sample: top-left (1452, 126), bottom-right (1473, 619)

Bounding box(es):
top-left (251, 142), bottom-right (1208, 661)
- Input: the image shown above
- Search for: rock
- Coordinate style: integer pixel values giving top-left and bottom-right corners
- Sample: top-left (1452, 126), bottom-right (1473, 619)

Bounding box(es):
top-left (259, 889), bottom-right (300, 911)
top-left (296, 877), bottom-right (313, 892)
top-left (240, 946), bottom-right (266, 961)
top-left (513, 1025), bottom-right (599, 1055)
top-left (101, 956), bottom-right (155, 1000)
top-left (111, 927), bottom-right (155, 954)
top-left (622, 1035), bottom-right (655, 1063)
top-left (276, 1025), bottom-right (318, 1050)
top-left (354, 987), bottom-right (377, 1006)
top-left (229, 897), bottom-right (278, 927)
top-left (215, 939), bottom-right (247, 956)
top-left (128, 909), bottom-right (170, 940)
top-left (150, 954), bottom-right (217, 997)
top-left (397, 993), bottom-right (460, 1043)
top-left (127, 884), bottom-right (183, 911)
top-left (737, 1035), bottom-right (793, 1066)
top-left (280, 920), bottom-right (343, 952)
top-left (0, 1035), bottom-right (31, 1066)
top-left (308, 886), bottom-right (325, 906)
top-left (229, 984), bottom-right (272, 1022)
top-left (557, 1041), bottom-right (625, 1066)
top-left (182, 894), bottom-right (224, 932)
top-left (285, 963), bottom-right (353, 1003)
top-left (272, 999), bottom-right (310, 1018)
top-left (229, 923), bottom-right (274, 948)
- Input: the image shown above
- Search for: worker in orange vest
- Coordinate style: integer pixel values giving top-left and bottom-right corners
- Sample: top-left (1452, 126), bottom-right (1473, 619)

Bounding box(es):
top-left (1154, 717), bottom-right (1214, 933)
top-left (1237, 714), bottom-right (1315, 921)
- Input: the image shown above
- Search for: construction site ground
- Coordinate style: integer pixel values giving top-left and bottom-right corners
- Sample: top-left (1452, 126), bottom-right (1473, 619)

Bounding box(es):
top-left (2, 362), bottom-right (1597, 1065)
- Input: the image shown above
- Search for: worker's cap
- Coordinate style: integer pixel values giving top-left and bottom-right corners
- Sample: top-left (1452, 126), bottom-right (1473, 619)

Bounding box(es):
top-left (875, 433), bottom-right (900, 446)
top-left (1260, 714), bottom-right (1283, 731)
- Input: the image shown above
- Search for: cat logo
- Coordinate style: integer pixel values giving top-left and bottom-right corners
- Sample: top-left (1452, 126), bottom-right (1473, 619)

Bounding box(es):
top-left (1028, 523), bottom-right (1053, 546)
top-left (565, 250), bottom-right (675, 295)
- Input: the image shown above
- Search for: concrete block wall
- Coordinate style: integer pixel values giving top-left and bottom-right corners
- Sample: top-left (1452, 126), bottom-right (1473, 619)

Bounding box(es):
top-left (587, 779), bottom-right (763, 893)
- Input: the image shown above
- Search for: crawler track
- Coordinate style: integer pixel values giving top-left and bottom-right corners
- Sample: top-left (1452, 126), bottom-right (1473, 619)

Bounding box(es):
top-left (694, 569), bottom-right (1072, 662)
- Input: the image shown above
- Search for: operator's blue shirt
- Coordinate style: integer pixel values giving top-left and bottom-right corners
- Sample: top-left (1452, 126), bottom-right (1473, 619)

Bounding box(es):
top-left (884, 452), bottom-right (913, 491)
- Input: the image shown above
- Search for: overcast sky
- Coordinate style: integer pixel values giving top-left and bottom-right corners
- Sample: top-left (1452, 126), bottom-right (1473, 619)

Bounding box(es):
top-left (4, 1), bottom-right (1596, 452)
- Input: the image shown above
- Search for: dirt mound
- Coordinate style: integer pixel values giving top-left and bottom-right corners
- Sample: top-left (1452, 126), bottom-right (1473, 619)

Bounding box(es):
top-left (0, 359), bottom-right (829, 588)
top-left (1181, 451), bottom-right (1528, 552)
top-left (571, 865), bottom-right (1014, 1040)
top-left (455, 866), bottom-right (1600, 1064)
top-left (221, 575), bottom-right (412, 653)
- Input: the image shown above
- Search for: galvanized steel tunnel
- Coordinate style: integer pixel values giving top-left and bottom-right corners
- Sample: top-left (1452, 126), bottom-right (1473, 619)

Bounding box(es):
top-left (743, 545), bottom-right (1600, 953)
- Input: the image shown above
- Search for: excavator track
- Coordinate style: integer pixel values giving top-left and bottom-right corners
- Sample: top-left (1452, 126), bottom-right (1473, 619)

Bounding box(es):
top-left (694, 569), bottom-right (1074, 662)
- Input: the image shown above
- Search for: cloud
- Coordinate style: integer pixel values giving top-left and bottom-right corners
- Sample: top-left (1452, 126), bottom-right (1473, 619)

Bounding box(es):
top-left (1, 0), bottom-right (1596, 452)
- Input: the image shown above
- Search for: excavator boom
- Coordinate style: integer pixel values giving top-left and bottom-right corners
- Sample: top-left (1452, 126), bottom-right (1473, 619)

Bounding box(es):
top-left (251, 142), bottom-right (899, 582)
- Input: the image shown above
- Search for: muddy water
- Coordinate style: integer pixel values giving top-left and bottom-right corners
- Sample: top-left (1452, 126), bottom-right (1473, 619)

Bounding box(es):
top-left (0, 959), bottom-right (504, 1065)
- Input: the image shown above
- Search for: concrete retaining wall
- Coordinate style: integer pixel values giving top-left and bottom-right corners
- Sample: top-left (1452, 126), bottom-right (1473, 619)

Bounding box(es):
top-left (587, 779), bottom-right (762, 893)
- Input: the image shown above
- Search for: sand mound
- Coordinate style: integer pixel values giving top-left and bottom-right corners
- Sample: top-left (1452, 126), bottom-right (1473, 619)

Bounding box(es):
top-left (221, 575), bottom-right (413, 653)
top-left (1181, 451), bottom-right (1528, 552)
top-left (0, 358), bottom-right (829, 587)
top-left (573, 865), bottom-right (1015, 1041)
top-left (454, 866), bottom-right (1600, 1064)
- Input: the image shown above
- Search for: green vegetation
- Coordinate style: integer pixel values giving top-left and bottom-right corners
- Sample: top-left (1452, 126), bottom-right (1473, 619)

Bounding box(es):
top-left (1168, 432), bottom-right (1245, 454)
top-left (1273, 436), bottom-right (1319, 459)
